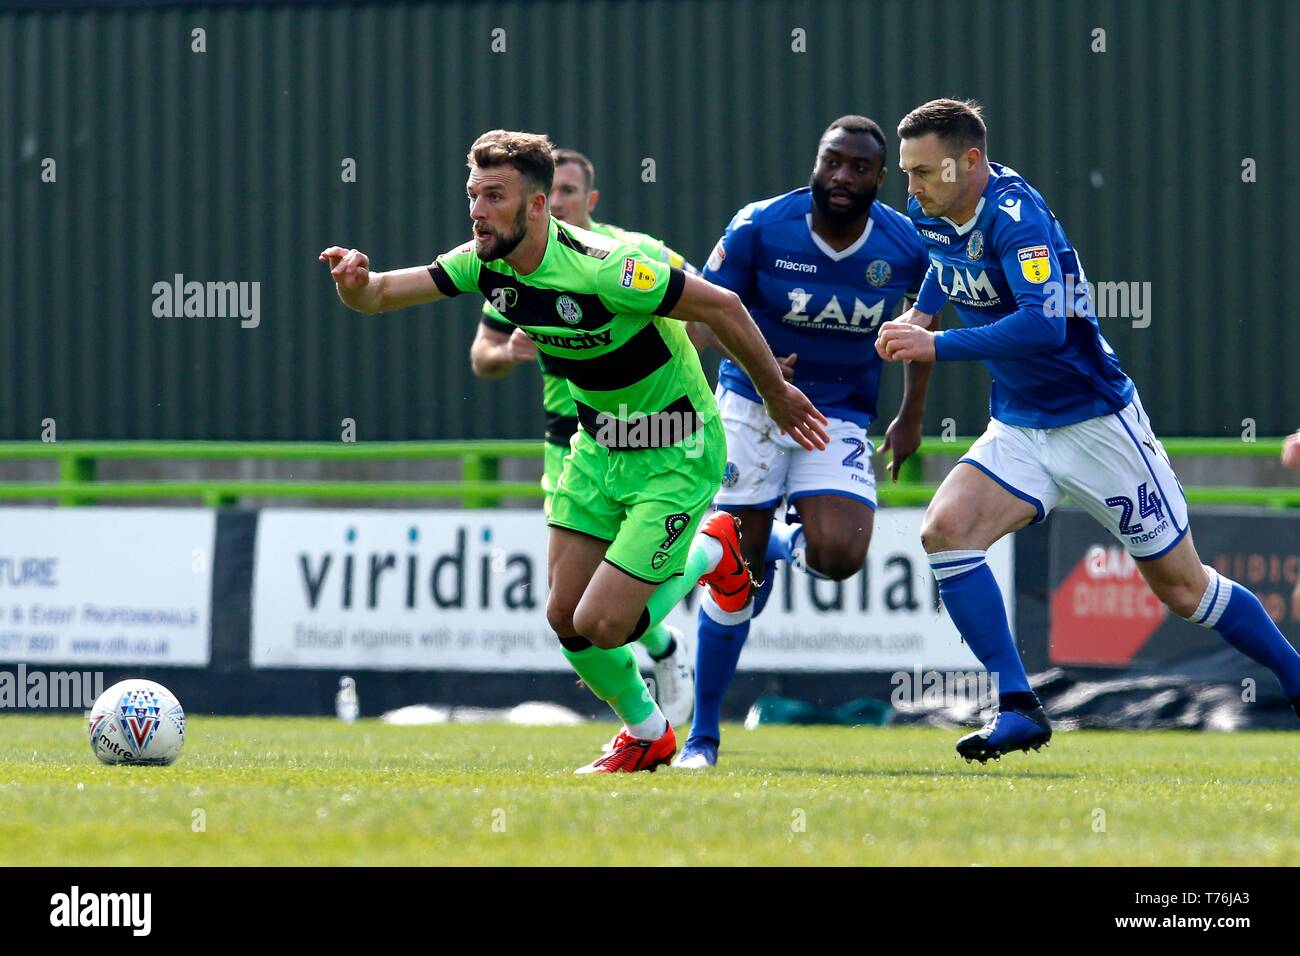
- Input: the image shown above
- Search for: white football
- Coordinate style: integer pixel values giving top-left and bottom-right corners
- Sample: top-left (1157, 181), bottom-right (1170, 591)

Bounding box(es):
top-left (88, 679), bottom-right (186, 766)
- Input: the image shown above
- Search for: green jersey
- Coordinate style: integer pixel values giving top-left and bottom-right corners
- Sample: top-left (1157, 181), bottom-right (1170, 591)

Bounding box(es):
top-left (433, 216), bottom-right (713, 450)
top-left (478, 220), bottom-right (689, 447)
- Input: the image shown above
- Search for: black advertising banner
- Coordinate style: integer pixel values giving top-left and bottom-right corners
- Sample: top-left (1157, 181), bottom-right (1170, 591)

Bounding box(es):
top-left (1048, 508), bottom-right (1300, 670)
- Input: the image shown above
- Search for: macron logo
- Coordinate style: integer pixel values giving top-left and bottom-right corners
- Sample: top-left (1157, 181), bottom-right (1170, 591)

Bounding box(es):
top-left (998, 198), bottom-right (1023, 222)
top-left (775, 258), bottom-right (818, 274)
top-left (50, 886), bottom-right (152, 936)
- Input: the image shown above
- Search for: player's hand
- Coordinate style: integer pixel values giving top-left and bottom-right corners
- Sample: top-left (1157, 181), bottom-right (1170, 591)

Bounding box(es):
top-left (775, 353), bottom-right (797, 382)
top-left (764, 382), bottom-right (829, 451)
top-left (876, 321), bottom-right (936, 362)
top-left (507, 328), bottom-right (538, 363)
top-left (1283, 430), bottom-right (1300, 470)
top-left (880, 414), bottom-right (924, 482)
top-left (319, 246), bottom-right (371, 289)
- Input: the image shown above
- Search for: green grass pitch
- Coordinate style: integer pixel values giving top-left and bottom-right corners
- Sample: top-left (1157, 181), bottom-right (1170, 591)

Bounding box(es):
top-left (2, 716), bottom-right (1297, 866)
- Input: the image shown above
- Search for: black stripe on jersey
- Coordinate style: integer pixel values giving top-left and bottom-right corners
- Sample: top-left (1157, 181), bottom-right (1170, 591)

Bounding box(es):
top-left (545, 413), bottom-right (578, 446)
top-left (574, 394), bottom-right (703, 451)
top-left (544, 321), bottom-right (672, 392)
top-left (555, 225), bottom-right (612, 259)
top-left (427, 263), bottom-right (464, 298)
top-left (480, 313), bottom-right (514, 335)
top-left (476, 270), bottom-right (614, 332)
top-left (536, 350), bottom-right (565, 377)
top-left (653, 266), bottom-right (687, 316)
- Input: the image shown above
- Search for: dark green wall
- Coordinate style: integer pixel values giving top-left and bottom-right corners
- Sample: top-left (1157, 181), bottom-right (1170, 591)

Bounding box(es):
top-left (2, 0), bottom-right (1295, 439)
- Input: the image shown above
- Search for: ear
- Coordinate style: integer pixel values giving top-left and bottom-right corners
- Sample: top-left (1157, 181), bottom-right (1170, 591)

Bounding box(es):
top-left (877, 165), bottom-right (887, 187)
top-left (530, 190), bottom-right (548, 218)
top-left (964, 146), bottom-right (983, 172)
top-left (587, 189), bottom-right (600, 213)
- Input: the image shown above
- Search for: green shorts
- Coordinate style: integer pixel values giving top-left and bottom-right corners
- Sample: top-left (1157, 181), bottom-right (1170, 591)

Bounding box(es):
top-left (541, 440), bottom-right (568, 517)
top-left (548, 417), bottom-right (726, 584)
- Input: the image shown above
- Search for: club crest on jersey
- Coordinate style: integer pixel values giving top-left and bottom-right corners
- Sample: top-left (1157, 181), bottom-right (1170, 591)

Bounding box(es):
top-left (865, 260), bottom-right (892, 287)
top-left (722, 462), bottom-right (740, 488)
top-left (620, 256), bottom-right (658, 290)
top-left (556, 295), bottom-right (583, 325)
top-left (967, 229), bottom-right (984, 260)
top-left (1017, 245), bottom-right (1052, 284)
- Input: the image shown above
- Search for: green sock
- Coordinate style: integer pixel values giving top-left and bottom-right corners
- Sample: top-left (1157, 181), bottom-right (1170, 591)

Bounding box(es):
top-left (639, 622), bottom-right (673, 657)
top-left (561, 642), bottom-right (656, 726)
top-left (644, 537), bottom-right (716, 627)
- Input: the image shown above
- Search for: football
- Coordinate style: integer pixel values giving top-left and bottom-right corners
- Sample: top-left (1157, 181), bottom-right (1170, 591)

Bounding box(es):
top-left (88, 679), bottom-right (186, 766)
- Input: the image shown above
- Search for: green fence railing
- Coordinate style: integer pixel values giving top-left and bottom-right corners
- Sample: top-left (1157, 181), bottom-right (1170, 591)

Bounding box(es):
top-left (0, 438), bottom-right (1294, 508)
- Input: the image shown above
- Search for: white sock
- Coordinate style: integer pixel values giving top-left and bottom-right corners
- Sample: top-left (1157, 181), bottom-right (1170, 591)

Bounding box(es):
top-left (1185, 566), bottom-right (1231, 628)
top-left (695, 532), bottom-right (725, 575)
top-left (928, 550), bottom-right (988, 581)
top-left (628, 705), bottom-right (668, 741)
top-left (700, 589), bottom-right (754, 625)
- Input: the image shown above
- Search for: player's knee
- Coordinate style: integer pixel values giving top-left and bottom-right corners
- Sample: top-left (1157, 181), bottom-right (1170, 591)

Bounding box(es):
top-left (571, 606), bottom-right (629, 650)
top-left (1150, 577), bottom-right (1204, 619)
top-left (920, 505), bottom-right (967, 554)
top-left (804, 540), bottom-right (867, 581)
top-left (545, 598), bottom-right (579, 638)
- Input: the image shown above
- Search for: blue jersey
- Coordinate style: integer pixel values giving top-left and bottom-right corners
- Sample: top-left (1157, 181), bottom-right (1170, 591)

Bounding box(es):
top-left (910, 162), bottom-right (1133, 428)
top-left (703, 188), bottom-right (929, 427)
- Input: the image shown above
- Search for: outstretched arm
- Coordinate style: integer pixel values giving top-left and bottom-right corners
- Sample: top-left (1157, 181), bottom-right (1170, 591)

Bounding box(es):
top-left (668, 271), bottom-right (828, 450)
top-left (318, 246), bottom-right (446, 314)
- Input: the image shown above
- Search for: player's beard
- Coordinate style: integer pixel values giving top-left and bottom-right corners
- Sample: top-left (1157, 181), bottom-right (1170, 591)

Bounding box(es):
top-left (809, 177), bottom-right (876, 224)
top-left (474, 202), bottom-right (529, 261)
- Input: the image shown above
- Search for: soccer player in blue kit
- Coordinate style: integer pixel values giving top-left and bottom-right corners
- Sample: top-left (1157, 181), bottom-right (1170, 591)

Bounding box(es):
top-left (878, 99), bottom-right (1300, 761)
top-left (675, 116), bottom-right (935, 768)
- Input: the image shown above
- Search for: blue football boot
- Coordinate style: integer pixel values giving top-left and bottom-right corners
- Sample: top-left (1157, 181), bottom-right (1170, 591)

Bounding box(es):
top-left (672, 735), bottom-right (719, 769)
top-left (957, 705), bottom-right (1052, 763)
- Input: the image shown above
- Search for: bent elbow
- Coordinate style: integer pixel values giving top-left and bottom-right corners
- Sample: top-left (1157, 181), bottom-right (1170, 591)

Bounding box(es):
top-left (1033, 313), bottom-right (1067, 350)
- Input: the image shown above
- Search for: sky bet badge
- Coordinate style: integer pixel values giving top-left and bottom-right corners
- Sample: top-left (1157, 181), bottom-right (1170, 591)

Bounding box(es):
top-left (620, 256), bottom-right (658, 290)
top-left (1017, 245), bottom-right (1052, 283)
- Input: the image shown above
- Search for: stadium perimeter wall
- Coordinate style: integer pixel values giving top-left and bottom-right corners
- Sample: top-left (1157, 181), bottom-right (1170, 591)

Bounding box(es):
top-left (2, 0), bottom-right (1296, 440)
top-left (1, 505), bottom-right (1297, 727)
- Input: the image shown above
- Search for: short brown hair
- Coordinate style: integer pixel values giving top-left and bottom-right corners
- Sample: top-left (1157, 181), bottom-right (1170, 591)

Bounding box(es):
top-left (467, 130), bottom-right (556, 194)
top-left (897, 99), bottom-right (987, 155)
top-left (553, 148), bottom-right (596, 191)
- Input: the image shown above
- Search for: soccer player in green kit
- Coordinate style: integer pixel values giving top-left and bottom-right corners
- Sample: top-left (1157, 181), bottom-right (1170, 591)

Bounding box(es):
top-left (320, 130), bottom-right (828, 772)
top-left (469, 148), bottom-right (700, 729)
top-left (471, 148), bottom-right (696, 511)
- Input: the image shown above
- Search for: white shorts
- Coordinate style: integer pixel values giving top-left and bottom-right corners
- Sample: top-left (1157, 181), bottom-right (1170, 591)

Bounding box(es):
top-left (713, 386), bottom-right (877, 511)
top-left (959, 392), bottom-right (1189, 560)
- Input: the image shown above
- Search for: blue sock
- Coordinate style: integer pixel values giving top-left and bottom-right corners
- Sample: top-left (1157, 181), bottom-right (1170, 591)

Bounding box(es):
top-left (929, 551), bottom-right (1033, 697)
top-left (1189, 569), bottom-right (1300, 698)
top-left (767, 521), bottom-right (800, 564)
top-left (690, 563), bottom-right (776, 743)
top-left (752, 561), bottom-right (776, 617)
